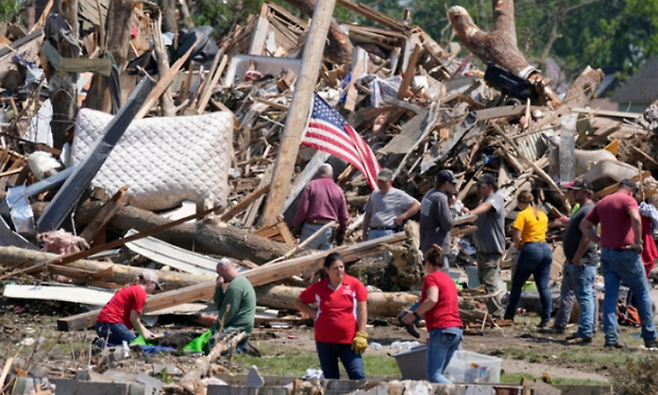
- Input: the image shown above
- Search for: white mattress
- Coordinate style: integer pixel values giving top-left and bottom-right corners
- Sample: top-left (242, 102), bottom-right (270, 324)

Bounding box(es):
top-left (72, 109), bottom-right (233, 211)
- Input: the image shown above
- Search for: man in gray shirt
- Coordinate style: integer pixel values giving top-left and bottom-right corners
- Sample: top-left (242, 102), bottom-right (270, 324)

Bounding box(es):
top-left (420, 169), bottom-right (457, 268)
top-left (465, 173), bottom-right (506, 318)
top-left (363, 168), bottom-right (420, 241)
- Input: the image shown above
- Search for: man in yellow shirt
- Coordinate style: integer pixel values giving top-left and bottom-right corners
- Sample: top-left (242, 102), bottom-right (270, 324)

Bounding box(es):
top-left (504, 191), bottom-right (553, 328)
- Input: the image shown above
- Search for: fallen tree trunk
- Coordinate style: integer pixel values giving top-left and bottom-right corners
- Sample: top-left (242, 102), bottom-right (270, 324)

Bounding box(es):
top-left (32, 201), bottom-right (291, 264)
top-left (255, 284), bottom-right (418, 317)
top-left (448, 0), bottom-right (560, 107)
top-left (0, 246), bottom-right (212, 289)
top-left (57, 232), bottom-right (409, 331)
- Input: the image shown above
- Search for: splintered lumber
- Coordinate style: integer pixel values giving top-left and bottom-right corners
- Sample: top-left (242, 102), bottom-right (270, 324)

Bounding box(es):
top-left (179, 331), bottom-right (247, 394)
top-left (56, 232), bottom-right (408, 331)
top-left (79, 186), bottom-right (129, 243)
top-left (255, 285), bottom-right (418, 317)
top-left (0, 246), bottom-right (212, 288)
top-left (33, 199), bottom-right (289, 264)
top-left (260, 0), bottom-right (338, 227)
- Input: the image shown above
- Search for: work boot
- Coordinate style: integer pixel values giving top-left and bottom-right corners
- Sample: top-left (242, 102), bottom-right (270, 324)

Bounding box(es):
top-left (396, 311), bottom-right (420, 339)
top-left (604, 341), bottom-right (626, 349)
top-left (565, 334), bottom-right (592, 345)
top-left (645, 339), bottom-right (658, 350)
top-left (540, 325), bottom-right (566, 334)
top-left (536, 320), bottom-right (550, 329)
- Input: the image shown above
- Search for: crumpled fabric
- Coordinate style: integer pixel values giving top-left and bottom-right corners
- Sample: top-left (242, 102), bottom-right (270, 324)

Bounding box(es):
top-left (639, 201), bottom-right (658, 231)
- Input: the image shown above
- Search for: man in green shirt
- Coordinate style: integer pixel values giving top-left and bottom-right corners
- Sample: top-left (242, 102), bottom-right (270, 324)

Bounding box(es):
top-left (210, 258), bottom-right (256, 353)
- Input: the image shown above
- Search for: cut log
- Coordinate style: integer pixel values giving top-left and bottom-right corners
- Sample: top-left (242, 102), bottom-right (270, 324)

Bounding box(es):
top-left (448, 1), bottom-right (560, 107)
top-left (0, 246), bottom-right (212, 289)
top-left (57, 232), bottom-right (408, 331)
top-left (255, 284), bottom-right (418, 317)
top-left (32, 200), bottom-right (291, 264)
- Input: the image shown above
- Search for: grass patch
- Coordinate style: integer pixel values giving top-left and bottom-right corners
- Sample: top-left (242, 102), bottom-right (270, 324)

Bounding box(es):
top-left (232, 345), bottom-right (401, 378)
top-left (501, 373), bottom-right (607, 386)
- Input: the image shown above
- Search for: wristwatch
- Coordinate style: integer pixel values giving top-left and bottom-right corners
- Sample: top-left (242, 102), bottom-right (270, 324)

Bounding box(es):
top-left (412, 311), bottom-right (420, 319)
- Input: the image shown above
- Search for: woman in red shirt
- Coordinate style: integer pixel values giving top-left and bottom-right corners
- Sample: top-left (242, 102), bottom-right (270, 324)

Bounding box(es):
top-left (95, 271), bottom-right (161, 346)
top-left (294, 253), bottom-right (369, 379)
top-left (402, 245), bottom-right (462, 383)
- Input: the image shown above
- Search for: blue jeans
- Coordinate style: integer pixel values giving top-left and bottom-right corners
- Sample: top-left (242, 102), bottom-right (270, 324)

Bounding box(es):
top-left (601, 248), bottom-right (656, 344)
top-left (554, 262), bottom-right (599, 335)
top-left (367, 228), bottom-right (396, 240)
top-left (427, 327), bottom-right (463, 384)
top-left (316, 341), bottom-right (365, 380)
top-left (95, 322), bottom-right (137, 346)
top-left (300, 223), bottom-right (333, 250)
top-left (505, 242), bottom-right (553, 322)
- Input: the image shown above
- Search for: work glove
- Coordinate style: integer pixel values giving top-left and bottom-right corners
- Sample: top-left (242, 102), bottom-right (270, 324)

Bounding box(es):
top-left (351, 331), bottom-right (369, 355)
top-left (292, 225), bottom-right (303, 238)
top-left (335, 230), bottom-right (346, 246)
top-left (396, 310), bottom-right (420, 339)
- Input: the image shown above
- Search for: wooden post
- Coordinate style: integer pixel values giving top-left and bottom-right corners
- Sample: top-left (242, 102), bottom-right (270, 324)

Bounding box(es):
top-left (259, 0), bottom-right (338, 227)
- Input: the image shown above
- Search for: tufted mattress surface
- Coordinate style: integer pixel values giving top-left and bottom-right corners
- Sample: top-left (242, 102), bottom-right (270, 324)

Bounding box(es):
top-left (72, 109), bottom-right (233, 211)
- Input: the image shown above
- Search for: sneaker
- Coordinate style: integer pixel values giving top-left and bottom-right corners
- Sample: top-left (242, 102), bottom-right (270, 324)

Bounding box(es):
top-left (604, 341), bottom-right (626, 349)
top-left (540, 326), bottom-right (566, 334)
top-left (645, 339), bottom-right (658, 349)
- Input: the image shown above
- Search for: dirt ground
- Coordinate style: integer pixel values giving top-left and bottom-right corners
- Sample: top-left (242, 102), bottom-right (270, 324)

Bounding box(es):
top-left (4, 295), bottom-right (655, 386)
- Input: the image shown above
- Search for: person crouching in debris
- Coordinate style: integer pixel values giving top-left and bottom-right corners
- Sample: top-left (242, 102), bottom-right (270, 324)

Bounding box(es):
top-left (401, 245), bottom-right (463, 384)
top-left (95, 270), bottom-right (161, 346)
top-left (208, 258), bottom-right (257, 354)
top-left (294, 253), bottom-right (368, 380)
top-left (504, 191), bottom-right (553, 328)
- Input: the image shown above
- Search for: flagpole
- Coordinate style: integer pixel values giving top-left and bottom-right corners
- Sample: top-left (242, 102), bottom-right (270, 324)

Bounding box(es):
top-left (260, 0), bottom-right (338, 227)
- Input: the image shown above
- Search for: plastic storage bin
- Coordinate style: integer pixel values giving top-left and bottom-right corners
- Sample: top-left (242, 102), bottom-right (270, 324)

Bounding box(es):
top-left (444, 350), bottom-right (502, 383)
top-left (393, 345), bottom-right (427, 380)
top-left (465, 266), bottom-right (480, 288)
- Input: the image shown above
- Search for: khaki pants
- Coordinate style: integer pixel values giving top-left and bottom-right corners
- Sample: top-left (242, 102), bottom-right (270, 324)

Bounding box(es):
top-left (476, 251), bottom-right (505, 317)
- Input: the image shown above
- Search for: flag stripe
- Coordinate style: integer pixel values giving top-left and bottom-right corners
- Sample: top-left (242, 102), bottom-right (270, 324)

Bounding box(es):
top-left (302, 93), bottom-right (381, 190)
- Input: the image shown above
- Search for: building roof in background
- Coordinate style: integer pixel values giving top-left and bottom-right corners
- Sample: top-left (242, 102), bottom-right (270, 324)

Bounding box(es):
top-left (611, 57), bottom-right (658, 104)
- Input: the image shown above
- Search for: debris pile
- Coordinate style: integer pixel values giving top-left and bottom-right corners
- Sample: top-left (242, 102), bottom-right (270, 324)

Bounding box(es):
top-left (0, 0), bottom-right (657, 391)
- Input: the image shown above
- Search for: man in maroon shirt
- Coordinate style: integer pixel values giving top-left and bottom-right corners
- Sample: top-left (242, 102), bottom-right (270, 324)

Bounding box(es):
top-left (293, 164), bottom-right (349, 250)
top-left (580, 179), bottom-right (657, 349)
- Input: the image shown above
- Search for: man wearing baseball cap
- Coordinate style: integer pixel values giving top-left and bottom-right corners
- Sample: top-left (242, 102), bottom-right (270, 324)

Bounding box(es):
top-left (580, 179), bottom-right (657, 349)
top-left (464, 173), bottom-right (505, 318)
top-left (547, 179), bottom-right (599, 344)
top-left (95, 270), bottom-right (161, 345)
top-left (419, 169), bottom-right (458, 265)
top-left (362, 168), bottom-right (420, 241)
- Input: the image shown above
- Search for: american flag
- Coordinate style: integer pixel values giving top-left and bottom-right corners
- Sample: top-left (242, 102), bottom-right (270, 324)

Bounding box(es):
top-left (302, 93), bottom-right (381, 190)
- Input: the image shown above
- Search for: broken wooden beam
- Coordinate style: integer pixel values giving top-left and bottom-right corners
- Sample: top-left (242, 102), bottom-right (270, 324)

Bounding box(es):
top-left (56, 232), bottom-right (408, 331)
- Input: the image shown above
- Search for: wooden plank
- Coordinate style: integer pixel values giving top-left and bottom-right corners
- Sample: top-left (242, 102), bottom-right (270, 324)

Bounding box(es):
top-left (79, 186), bottom-right (128, 243)
top-left (220, 185), bottom-right (270, 222)
top-left (593, 171), bottom-right (651, 199)
top-left (275, 221), bottom-right (295, 245)
top-left (57, 232), bottom-right (408, 331)
top-left (344, 47), bottom-right (367, 112)
top-left (134, 42), bottom-right (196, 120)
top-left (260, 0), bottom-right (338, 227)
top-left (397, 44), bottom-right (421, 99)
top-left (0, 357), bottom-right (14, 390)
top-left (2, 202), bottom-right (227, 281)
top-left (248, 17), bottom-right (271, 55)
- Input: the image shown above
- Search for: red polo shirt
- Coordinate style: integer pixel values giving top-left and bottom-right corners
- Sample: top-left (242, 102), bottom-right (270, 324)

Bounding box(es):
top-left (299, 275), bottom-right (368, 344)
top-left (585, 192), bottom-right (638, 249)
top-left (422, 271), bottom-right (462, 331)
top-left (96, 284), bottom-right (147, 330)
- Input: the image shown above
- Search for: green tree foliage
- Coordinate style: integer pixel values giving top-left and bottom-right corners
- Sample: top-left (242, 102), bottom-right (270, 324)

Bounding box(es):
top-left (0, 0), bottom-right (20, 23)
